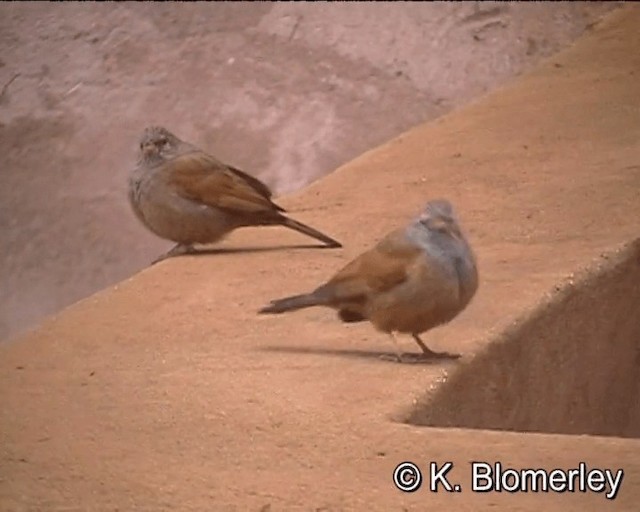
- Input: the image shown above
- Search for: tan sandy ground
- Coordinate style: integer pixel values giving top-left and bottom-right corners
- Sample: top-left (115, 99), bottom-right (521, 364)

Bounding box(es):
top-left (1, 5), bottom-right (640, 512)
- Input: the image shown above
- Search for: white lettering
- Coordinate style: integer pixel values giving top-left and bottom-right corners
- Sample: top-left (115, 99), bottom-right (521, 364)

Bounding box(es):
top-left (548, 469), bottom-right (567, 492)
top-left (467, 462), bottom-right (623, 500)
top-left (430, 462), bottom-right (454, 492)
top-left (521, 469), bottom-right (549, 492)
top-left (471, 462), bottom-right (493, 492)
top-left (605, 469), bottom-right (624, 500)
top-left (587, 470), bottom-right (606, 493)
top-left (501, 469), bottom-right (520, 492)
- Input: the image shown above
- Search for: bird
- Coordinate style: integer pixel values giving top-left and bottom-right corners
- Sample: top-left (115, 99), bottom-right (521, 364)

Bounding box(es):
top-left (129, 126), bottom-right (342, 264)
top-left (259, 199), bottom-right (479, 363)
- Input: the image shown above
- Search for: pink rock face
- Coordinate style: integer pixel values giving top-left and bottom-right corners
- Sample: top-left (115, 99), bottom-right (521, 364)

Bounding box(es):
top-left (0, 2), bottom-right (618, 340)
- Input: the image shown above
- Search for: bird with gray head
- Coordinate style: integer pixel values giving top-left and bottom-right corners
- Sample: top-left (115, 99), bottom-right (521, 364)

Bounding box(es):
top-left (129, 126), bottom-right (342, 264)
top-left (259, 199), bottom-right (479, 363)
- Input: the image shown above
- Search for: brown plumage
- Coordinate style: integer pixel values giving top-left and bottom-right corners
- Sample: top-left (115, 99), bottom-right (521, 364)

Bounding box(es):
top-left (259, 200), bottom-right (479, 363)
top-left (129, 126), bottom-right (341, 263)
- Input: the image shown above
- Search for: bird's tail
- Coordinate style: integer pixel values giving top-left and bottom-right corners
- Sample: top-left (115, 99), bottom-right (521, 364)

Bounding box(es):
top-left (277, 215), bottom-right (342, 248)
top-left (259, 292), bottom-right (323, 314)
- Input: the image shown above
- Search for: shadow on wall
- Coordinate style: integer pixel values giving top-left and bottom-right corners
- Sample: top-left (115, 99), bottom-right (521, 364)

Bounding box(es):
top-left (404, 238), bottom-right (640, 440)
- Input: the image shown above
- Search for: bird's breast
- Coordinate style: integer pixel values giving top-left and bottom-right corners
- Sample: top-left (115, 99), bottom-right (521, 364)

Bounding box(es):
top-left (128, 171), bottom-right (235, 243)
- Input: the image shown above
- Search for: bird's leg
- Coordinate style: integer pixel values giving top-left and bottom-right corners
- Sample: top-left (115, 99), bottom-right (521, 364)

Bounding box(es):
top-left (152, 243), bottom-right (195, 265)
top-left (379, 332), bottom-right (405, 363)
top-left (412, 334), bottom-right (461, 360)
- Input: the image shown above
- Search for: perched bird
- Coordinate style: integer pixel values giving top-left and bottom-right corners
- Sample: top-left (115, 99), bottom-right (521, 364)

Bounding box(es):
top-left (129, 126), bottom-right (342, 263)
top-left (259, 199), bottom-right (478, 363)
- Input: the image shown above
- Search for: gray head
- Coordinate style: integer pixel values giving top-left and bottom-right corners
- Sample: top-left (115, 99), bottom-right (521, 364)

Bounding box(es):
top-left (415, 199), bottom-right (463, 237)
top-left (405, 198), bottom-right (475, 280)
top-left (138, 126), bottom-right (186, 165)
top-left (412, 199), bottom-right (478, 303)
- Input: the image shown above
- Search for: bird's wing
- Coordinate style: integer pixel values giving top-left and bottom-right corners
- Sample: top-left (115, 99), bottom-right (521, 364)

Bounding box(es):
top-left (167, 151), bottom-right (284, 214)
top-left (318, 229), bottom-right (422, 303)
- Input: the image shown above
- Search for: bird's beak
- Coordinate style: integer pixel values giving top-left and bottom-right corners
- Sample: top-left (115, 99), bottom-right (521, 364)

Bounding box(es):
top-left (141, 143), bottom-right (156, 157)
top-left (423, 217), bottom-right (462, 239)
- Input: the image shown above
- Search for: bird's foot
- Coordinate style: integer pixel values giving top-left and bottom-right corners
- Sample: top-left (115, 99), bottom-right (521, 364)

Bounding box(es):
top-left (380, 333), bottom-right (462, 363)
top-left (151, 244), bottom-right (195, 265)
top-left (412, 334), bottom-right (461, 361)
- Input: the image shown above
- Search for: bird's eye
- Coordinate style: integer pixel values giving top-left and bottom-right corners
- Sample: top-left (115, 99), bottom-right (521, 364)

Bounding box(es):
top-left (422, 217), bottom-right (449, 233)
top-left (157, 137), bottom-right (168, 146)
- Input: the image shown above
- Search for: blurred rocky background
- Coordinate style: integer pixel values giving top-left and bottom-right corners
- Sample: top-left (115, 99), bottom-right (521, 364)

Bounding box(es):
top-left (0, 2), bottom-right (619, 341)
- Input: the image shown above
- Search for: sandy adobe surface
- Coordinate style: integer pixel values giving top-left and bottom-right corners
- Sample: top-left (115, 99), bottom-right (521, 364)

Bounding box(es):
top-left (1, 4), bottom-right (640, 512)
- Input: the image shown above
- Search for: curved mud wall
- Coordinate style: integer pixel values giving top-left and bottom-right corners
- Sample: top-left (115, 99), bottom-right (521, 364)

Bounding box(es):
top-left (0, 3), bottom-right (619, 340)
top-left (405, 238), bottom-right (640, 439)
